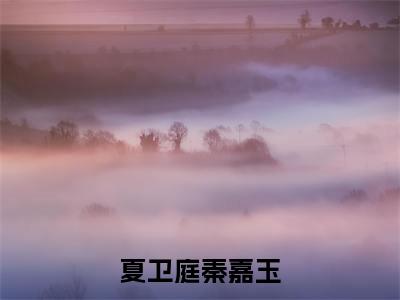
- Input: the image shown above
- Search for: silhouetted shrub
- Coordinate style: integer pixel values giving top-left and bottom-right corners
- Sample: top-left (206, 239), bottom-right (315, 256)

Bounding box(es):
top-left (342, 189), bottom-right (368, 204)
top-left (39, 272), bottom-right (86, 299)
top-left (81, 203), bottom-right (115, 218)
top-left (233, 136), bottom-right (277, 164)
top-left (378, 187), bottom-right (400, 205)
top-left (140, 129), bottom-right (163, 152)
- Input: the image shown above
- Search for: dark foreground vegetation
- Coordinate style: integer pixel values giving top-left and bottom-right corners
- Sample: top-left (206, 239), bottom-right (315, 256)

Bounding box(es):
top-left (2, 28), bottom-right (397, 110)
top-left (2, 13), bottom-right (398, 113)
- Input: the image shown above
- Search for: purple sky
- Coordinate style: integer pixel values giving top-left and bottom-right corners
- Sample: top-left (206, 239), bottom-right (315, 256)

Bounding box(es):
top-left (1, 0), bottom-right (398, 26)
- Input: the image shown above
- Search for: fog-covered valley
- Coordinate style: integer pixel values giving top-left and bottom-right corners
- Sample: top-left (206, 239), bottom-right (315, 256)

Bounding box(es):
top-left (2, 149), bottom-right (399, 298)
top-left (1, 14), bottom-right (399, 299)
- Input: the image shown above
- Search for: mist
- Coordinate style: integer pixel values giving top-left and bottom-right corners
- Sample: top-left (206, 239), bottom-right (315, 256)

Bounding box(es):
top-left (1, 3), bottom-right (400, 298)
top-left (2, 150), bottom-right (399, 298)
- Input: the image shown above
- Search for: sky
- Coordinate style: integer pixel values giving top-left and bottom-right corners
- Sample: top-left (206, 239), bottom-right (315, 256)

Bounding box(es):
top-left (1, 0), bottom-right (399, 25)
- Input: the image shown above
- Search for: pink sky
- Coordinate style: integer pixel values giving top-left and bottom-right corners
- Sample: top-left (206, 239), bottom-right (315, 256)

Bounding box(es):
top-left (1, 0), bottom-right (398, 25)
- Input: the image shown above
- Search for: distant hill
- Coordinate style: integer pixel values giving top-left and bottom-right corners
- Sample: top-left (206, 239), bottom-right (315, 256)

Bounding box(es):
top-left (0, 119), bottom-right (47, 147)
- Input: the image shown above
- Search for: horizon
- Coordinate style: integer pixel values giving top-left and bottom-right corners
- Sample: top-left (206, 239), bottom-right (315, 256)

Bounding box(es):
top-left (1, 0), bottom-right (398, 26)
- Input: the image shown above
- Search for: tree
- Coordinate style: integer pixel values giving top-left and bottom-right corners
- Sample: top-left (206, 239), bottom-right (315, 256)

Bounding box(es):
top-left (250, 120), bottom-right (261, 135)
top-left (321, 17), bottom-right (334, 30)
top-left (82, 129), bottom-right (117, 148)
top-left (236, 124), bottom-right (245, 142)
top-left (40, 271), bottom-right (86, 299)
top-left (203, 129), bottom-right (222, 152)
top-left (110, 46), bottom-right (121, 56)
top-left (369, 22), bottom-right (379, 30)
top-left (81, 203), bottom-right (115, 218)
top-left (48, 120), bottom-right (79, 146)
top-left (246, 15), bottom-right (255, 32)
top-left (342, 189), bottom-right (367, 204)
top-left (352, 19), bottom-right (362, 29)
top-left (139, 129), bottom-right (162, 152)
top-left (234, 136), bottom-right (276, 164)
top-left (298, 10), bottom-right (311, 30)
top-left (168, 121), bottom-right (188, 152)
top-left (342, 21), bottom-right (350, 29)
top-left (387, 16), bottom-right (399, 26)
top-left (157, 25), bottom-right (166, 32)
top-left (334, 19), bottom-right (342, 29)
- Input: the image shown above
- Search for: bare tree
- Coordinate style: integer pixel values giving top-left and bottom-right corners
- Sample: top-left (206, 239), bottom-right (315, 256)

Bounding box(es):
top-left (203, 129), bottom-right (222, 152)
top-left (216, 125), bottom-right (232, 135)
top-left (246, 15), bottom-right (255, 32)
top-left (168, 121), bottom-right (188, 152)
top-left (236, 124), bottom-right (245, 143)
top-left (48, 120), bottom-right (79, 146)
top-left (299, 10), bottom-right (311, 30)
top-left (250, 120), bottom-right (261, 135)
top-left (82, 129), bottom-right (117, 148)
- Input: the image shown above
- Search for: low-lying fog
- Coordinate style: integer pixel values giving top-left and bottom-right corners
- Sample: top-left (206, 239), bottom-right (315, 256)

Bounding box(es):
top-left (7, 61), bottom-right (399, 136)
top-left (1, 147), bottom-right (399, 298)
top-left (1, 29), bottom-right (399, 299)
top-left (2, 60), bottom-right (399, 298)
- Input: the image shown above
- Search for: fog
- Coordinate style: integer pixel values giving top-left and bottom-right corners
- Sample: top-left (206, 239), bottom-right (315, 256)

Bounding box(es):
top-left (1, 150), bottom-right (399, 298)
top-left (5, 61), bottom-right (397, 162)
top-left (1, 14), bottom-right (399, 299)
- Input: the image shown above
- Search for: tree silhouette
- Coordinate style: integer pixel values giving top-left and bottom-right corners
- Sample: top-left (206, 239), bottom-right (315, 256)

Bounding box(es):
top-left (387, 16), bottom-right (399, 26)
top-left (234, 136), bottom-right (276, 164)
top-left (236, 124), bottom-right (245, 142)
top-left (334, 19), bottom-right (342, 29)
top-left (321, 17), bottom-right (334, 29)
top-left (39, 272), bottom-right (86, 299)
top-left (203, 129), bottom-right (222, 152)
top-left (168, 121), bottom-right (188, 152)
top-left (369, 22), bottom-right (379, 30)
top-left (81, 203), bottom-right (115, 218)
top-left (352, 20), bottom-right (362, 30)
top-left (82, 129), bottom-right (117, 148)
top-left (48, 121), bottom-right (79, 147)
top-left (299, 10), bottom-right (311, 30)
top-left (140, 129), bottom-right (162, 152)
top-left (250, 120), bottom-right (262, 135)
top-left (157, 25), bottom-right (166, 32)
top-left (246, 15), bottom-right (255, 32)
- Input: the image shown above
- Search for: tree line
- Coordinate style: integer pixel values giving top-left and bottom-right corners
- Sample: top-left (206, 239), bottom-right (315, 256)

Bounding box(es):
top-left (0, 118), bottom-right (277, 164)
top-left (245, 10), bottom-right (399, 31)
